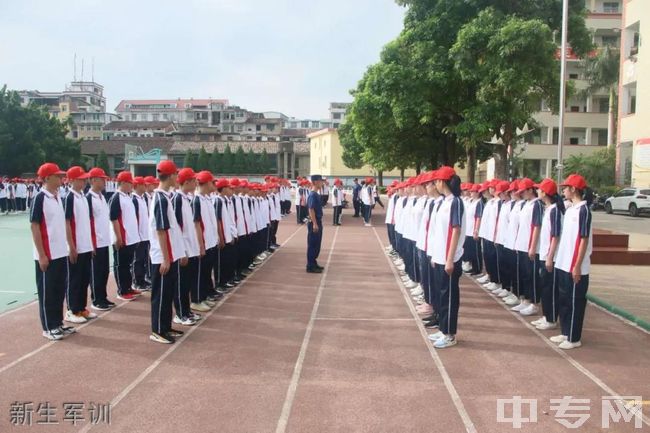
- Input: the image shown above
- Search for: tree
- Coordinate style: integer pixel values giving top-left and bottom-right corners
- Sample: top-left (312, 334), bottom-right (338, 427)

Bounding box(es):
top-left (339, 119), bottom-right (364, 169)
top-left (96, 149), bottom-right (111, 174)
top-left (232, 146), bottom-right (246, 174)
top-left (0, 85), bottom-right (82, 176)
top-left (257, 148), bottom-right (271, 173)
top-left (197, 146), bottom-right (210, 171)
top-left (222, 145), bottom-right (234, 173)
top-left (210, 148), bottom-right (222, 174)
top-left (242, 147), bottom-right (254, 173)
top-left (563, 147), bottom-right (615, 190)
top-left (582, 46), bottom-right (620, 148)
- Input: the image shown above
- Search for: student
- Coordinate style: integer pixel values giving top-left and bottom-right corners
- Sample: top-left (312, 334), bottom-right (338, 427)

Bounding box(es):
top-left (551, 174), bottom-right (593, 349)
top-left (531, 178), bottom-right (564, 331)
top-left (331, 178), bottom-right (343, 226)
top-left (372, 181), bottom-right (384, 208)
top-left (384, 180), bottom-right (400, 254)
top-left (478, 180), bottom-right (502, 291)
top-left (360, 178), bottom-right (374, 226)
top-left (193, 170), bottom-right (220, 311)
top-left (352, 178), bottom-right (362, 217)
top-left (132, 177), bottom-right (151, 291)
top-left (148, 160), bottom-right (187, 344)
top-left (306, 175), bottom-right (325, 273)
top-left (86, 167), bottom-right (115, 311)
top-left (463, 184), bottom-right (484, 276)
top-left (109, 171), bottom-right (142, 301)
top-left (63, 166), bottom-right (96, 324)
top-left (426, 167), bottom-right (465, 348)
top-left (0, 177), bottom-right (7, 214)
top-left (214, 178), bottom-right (239, 291)
top-left (500, 181), bottom-right (525, 306)
top-left (512, 178), bottom-right (544, 316)
top-left (267, 182), bottom-right (281, 249)
top-left (31, 163), bottom-right (75, 340)
top-left (491, 181), bottom-right (514, 299)
top-left (172, 168), bottom-right (201, 325)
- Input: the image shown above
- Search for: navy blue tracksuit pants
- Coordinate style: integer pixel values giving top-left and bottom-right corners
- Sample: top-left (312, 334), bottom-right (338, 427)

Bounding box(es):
top-left (306, 220), bottom-right (323, 270)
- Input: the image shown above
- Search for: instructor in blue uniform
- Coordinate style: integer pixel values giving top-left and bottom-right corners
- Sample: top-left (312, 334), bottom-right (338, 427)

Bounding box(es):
top-left (306, 174), bottom-right (324, 274)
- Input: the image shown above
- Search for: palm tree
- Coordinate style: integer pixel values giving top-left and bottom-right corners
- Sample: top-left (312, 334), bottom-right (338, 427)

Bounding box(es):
top-left (581, 46), bottom-right (620, 148)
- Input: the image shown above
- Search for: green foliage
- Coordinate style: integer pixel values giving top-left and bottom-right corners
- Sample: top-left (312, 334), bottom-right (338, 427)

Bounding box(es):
top-left (95, 150), bottom-right (110, 174)
top-left (339, 119), bottom-right (365, 169)
top-left (232, 146), bottom-right (246, 174)
top-left (210, 149), bottom-right (222, 174)
top-left (563, 147), bottom-right (616, 190)
top-left (182, 149), bottom-right (198, 170)
top-left (257, 148), bottom-right (271, 173)
top-left (0, 85), bottom-right (82, 176)
top-left (222, 145), bottom-right (234, 173)
top-left (197, 146), bottom-right (210, 171)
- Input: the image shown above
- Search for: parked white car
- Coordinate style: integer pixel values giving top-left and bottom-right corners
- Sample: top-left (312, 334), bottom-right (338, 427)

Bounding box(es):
top-left (605, 187), bottom-right (650, 217)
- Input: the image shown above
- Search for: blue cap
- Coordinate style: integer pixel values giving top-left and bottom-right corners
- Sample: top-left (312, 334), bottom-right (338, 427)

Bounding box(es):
top-left (310, 174), bottom-right (323, 182)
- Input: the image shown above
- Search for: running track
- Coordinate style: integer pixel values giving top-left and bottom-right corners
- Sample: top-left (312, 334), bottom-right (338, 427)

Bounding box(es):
top-left (0, 208), bottom-right (648, 432)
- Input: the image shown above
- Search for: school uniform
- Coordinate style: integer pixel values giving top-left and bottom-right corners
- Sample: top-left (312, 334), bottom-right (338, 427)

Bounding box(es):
top-left (268, 192), bottom-right (281, 247)
top-left (193, 192), bottom-right (219, 302)
top-left (16, 182), bottom-right (27, 211)
top-left (503, 200), bottom-right (524, 299)
top-left (430, 194), bottom-right (466, 337)
top-left (360, 184), bottom-right (374, 224)
top-left (7, 183), bottom-right (16, 212)
top-left (172, 190), bottom-right (200, 319)
top-left (425, 196), bottom-right (445, 312)
top-left (331, 185), bottom-right (343, 225)
top-left (494, 198), bottom-right (512, 293)
top-left (306, 189), bottom-right (323, 271)
top-left (31, 189), bottom-right (68, 333)
top-left (352, 183), bottom-right (362, 217)
top-left (463, 198), bottom-right (484, 275)
top-left (132, 192), bottom-right (150, 289)
top-left (554, 201), bottom-right (592, 343)
top-left (385, 193), bottom-right (399, 250)
top-left (0, 182), bottom-right (7, 214)
top-left (214, 194), bottom-right (238, 288)
top-left (109, 191), bottom-right (141, 296)
top-left (538, 203), bottom-right (562, 324)
top-left (232, 194), bottom-right (250, 277)
top-left (149, 189), bottom-right (187, 337)
top-left (64, 189), bottom-right (94, 316)
top-left (87, 190), bottom-right (112, 308)
top-left (514, 198), bottom-right (544, 303)
top-left (479, 197), bottom-right (501, 284)
top-left (415, 196), bottom-right (436, 310)
top-left (406, 195), bottom-right (428, 284)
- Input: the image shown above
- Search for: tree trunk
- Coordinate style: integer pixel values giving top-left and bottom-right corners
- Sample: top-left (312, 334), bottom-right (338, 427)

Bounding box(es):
top-left (400, 168), bottom-right (405, 181)
top-left (378, 170), bottom-right (384, 186)
top-left (607, 85), bottom-right (615, 149)
top-left (466, 146), bottom-right (476, 183)
top-left (415, 162), bottom-right (421, 175)
top-left (497, 125), bottom-right (513, 179)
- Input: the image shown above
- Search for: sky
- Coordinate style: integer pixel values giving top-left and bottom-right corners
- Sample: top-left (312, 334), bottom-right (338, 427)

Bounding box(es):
top-left (0, 0), bottom-right (405, 120)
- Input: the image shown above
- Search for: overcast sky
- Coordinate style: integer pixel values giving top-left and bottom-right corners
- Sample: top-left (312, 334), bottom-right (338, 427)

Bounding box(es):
top-left (0, 0), bottom-right (404, 119)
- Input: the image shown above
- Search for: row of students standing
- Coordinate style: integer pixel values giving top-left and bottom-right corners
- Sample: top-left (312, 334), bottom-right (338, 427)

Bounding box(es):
top-left (384, 169), bottom-right (593, 350)
top-left (31, 161), bottom-right (284, 344)
top-left (385, 167), bottom-right (466, 349)
top-left (0, 178), bottom-right (38, 213)
top-left (460, 175), bottom-right (593, 350)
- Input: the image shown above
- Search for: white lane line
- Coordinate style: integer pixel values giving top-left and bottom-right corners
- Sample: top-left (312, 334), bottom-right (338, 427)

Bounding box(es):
top-left (0, 300), bottom-right (37, 318)
top-left (79, 224), bottom-right (304, 433)
top-left (315, 317), bottom-right (413, 321)
top-left (275, 225), bottom-right (340, 433)
top-left (372, 228), bottom-right (478, 433)
top-left (0, 290), bottom-right (27, 294)
top-left (468, 277), bottom-right (650, 428)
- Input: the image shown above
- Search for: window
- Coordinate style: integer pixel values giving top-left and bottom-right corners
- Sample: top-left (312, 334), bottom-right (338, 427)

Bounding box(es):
top-left (162, 113), bottom-right (168, 120)
top-left (311, 122), bottom-right (319, 128)
top-left (570, 106), bottom-right (580, 112)
top-left (290, 122), bottom-right (297, 128)
top-left (570, 137), bottom-right (579, 145)
top-left (598, 129), bottom-right (608, 145)
top-left (267, 124), bottom-right (275, 131)
top-left (301, 121), bottom-right (309, 128)
top-left (333, 113), bottom-right (341, 120)
top-left (236, 124), bottom-right (243, 132)
top-left (256, 125), bottom-right (261, 132)
top-left (630, 95), bottom-right (636, 114)
top-left (603, 2), bottom-right (619, 13)
top-left (256, 136), bottom-right (262, 142)
top-left (601, 36), bottom-right (619, 47)
top-left (131, 114), bottom-right (138, 121)
top-left (152, 114), bottom-right (159, 121)
top-left (569, 73), bottom-right (579, 79)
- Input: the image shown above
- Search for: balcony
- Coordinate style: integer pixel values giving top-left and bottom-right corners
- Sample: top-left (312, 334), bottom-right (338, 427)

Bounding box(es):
top-left (519, 143), bottom-right (605, 160)
top-left (585, 13), bottom-right (622, 31)
top-left (534, 111), bottom-right (609, 129)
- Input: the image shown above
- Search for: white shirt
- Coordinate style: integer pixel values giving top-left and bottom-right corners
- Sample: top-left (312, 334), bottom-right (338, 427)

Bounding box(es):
top-left (109, 191), bottom-right (141, 246)
top-left (430, 195), bottom-right (466, 265)
top-left (64, 189), bottom-right (93, 254)
top-left (514, 198), bottom-right (544, 253)
top-left (173, 191), bottom-right (200, 258)
top-left (193, 193), bottom-right (219, 249)
top-left (0, 182), bottom-right (7, 199)
top-left (494, 200), bottom-right (512, 246)
top-left (385, 194), bottom-right (398, 224)
top-left (331, 186), bottom-right (343, 207)
top-left (504, 200), bottom-right (524, 250)
top-left (539, 203), bottom-right (562, 261)
top-left (555, 201), bottom-right (592, 275)
top-left (149, 189), bottom-right (187, 264)
top-left (132, 193), bottom-right (150, 242)
top-left (215, 195), bottom-right (237, 244)
top-left (15, 183), bottom-right (27, 198)
top-left (30, 189), bottom-right (68, 260)
top-left (478, 198), bottom-right (499, 242)
top-left (406, 196), bottom-right (428, 241)
top-left (87, 190), bottom-right (112, 249)
top-left (425, 196), bottom-right (445, 258)
top-left (415, 197), bottom-right (435, 251)
top-left (360, 185), bottom-right (374, 206)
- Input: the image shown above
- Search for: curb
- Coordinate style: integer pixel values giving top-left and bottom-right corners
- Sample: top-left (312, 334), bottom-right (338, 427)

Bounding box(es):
top-left (587, 293), bottom-right (650, 332)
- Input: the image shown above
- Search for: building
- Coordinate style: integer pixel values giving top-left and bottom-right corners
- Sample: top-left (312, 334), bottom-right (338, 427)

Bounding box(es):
top-left (19, 81), bottom-right (119, 140)
top-left (329, 102), bottom-right (350, 128)
top-left (102, 121), bottom-right (174, 140)
top-left (618, 0), bottom-right (650, 187)
top-left (483, 1), bottom-right (621, 180)
top-left (308, 129), bottom-right (416, 183)
top-left (115, 98), bottom-right (228, 124)
top-left (283, 117), bottom-right (332, 130)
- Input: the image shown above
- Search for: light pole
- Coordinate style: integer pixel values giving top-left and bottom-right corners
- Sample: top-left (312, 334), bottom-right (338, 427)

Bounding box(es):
top-left (556, 0), bottom-right (569, 183)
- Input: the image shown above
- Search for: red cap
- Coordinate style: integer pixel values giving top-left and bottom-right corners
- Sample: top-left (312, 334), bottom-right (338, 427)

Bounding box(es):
top-left (489, 178), bottom-right (501, 188)
top-left (144, 176), bottom-right (157, 185)
top-left (495, 180), bottom-right (510, 194)
top-left (239, 180), bottom-right (249, 188)
top-left (215, 178), bottom-right (230, 189)
top-left (334, 178), bottom-right (342, 186)
top-left (478, 181), bottom-right (490, 193)
top-left (196, 170), bottom-right (214, 184)
top-left (433, 166), bottom-right (455, 181)
top-left (66, 166), bottom-right (90, 180)
top-left (471, 184), bottom-right (481, 193)
top-left (177, 168), bottom-right (196, 184)
top-left (133, 176), bottom-right (146, 186)
top-left (87, 167), bottom-right (109, 179)
top-left (507, 180), bottom-right (519, 193)
top-left (157, 160), bottom-right (178, 175)
top-left (535, 178), bottom-right (558, 196)
top-left (560, 174), bottom-right (588, 190)
top-left (37, 163), bottom-right (66, 179)
top-left (517, 177), bottom-right (536, 193)
top-left (229, 178), bottom-right (241, 187)
top-left (116, 171), bottom-right (134, 183)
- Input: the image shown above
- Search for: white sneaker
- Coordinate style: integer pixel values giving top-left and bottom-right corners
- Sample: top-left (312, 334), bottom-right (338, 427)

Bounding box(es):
top-left (191, 302), bottom-right (210, 312)
top-left (42, 329), bottom-right (66, 340)
top-left (410, 285), bottom-right (423, 296)
top-left (393, 259), bottom-right (404, 265)
top-left (519, 304), bottom-right (539, 316)
top-left (496, 289), bottom-right (509, 297)
top-left (398, 270), bottom-right (407, 277)
top-left (550, 334), bottom-right (568, 344)
top-left (401, 275), bottom-right (411, 282)
top-left (65, 310), bottom-right (87, 324)
top-left (427, 331), bottom-right (444, 341)
top-left (396, 264), bottom-right (406, 271)
top-left (487, 282), bottom-right (501, 291)
top-left (477, 275), bottom-right (489, 284)
top-left (531, 317), bottom-right (546, 326)
top-left (173, 315), bottom-right (197, 326)
top-left (404, 280), bottom-right (418, 289)
top-left (433, 335), bottom-right (457, 349)
top-left (558, 340), bottom-right (582, 350)
top-left (510, 302), bottom-right (527, 312)
top-left (504, 295), bottom-right (520, 305)
top-left (536, 321), bottom-right (557, 330)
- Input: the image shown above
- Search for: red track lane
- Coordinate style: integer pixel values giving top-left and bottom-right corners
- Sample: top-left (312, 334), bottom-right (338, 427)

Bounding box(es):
top-left (0, 208), bottom-right (648, 433)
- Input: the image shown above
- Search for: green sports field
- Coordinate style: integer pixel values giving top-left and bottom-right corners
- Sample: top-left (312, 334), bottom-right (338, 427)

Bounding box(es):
top-left (0, 213), bottom-right (39, 313)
